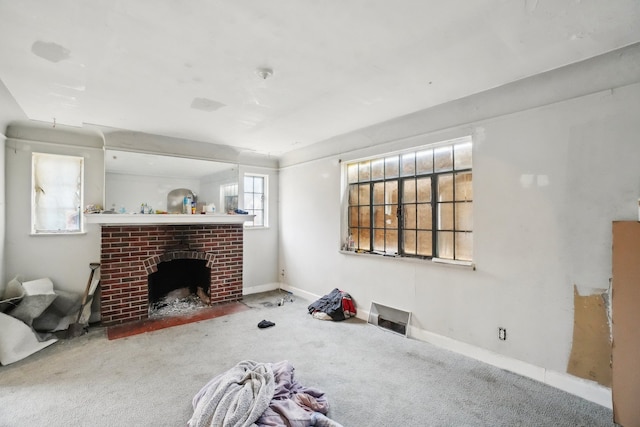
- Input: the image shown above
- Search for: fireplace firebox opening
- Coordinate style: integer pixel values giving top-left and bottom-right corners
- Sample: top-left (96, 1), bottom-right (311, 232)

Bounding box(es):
top-left (148, 259), bottom-right (211, 317)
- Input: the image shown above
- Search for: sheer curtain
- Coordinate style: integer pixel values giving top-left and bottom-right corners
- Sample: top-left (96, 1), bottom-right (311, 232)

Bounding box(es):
top-left (32, 153), bottom-right (83, 233)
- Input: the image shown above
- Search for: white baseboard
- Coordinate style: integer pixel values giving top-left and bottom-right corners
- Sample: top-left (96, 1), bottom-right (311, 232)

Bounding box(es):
top-left (278, 283), bottom-right (319, 302)
top-left (408, 325), bottom-right (612, 409)
top-left (278, 286), bottom-right (612, 409)
top-left (242, 282), bottom-right (280, 295)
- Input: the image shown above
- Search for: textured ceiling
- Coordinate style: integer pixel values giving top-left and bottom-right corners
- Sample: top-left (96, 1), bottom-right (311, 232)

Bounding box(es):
top-left (1, 1), bottom-right (639, 156)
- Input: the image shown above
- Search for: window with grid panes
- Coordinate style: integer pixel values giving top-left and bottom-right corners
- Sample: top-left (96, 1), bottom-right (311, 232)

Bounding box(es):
top-left (346, 137), bottom-right (472, 261)
top-left (243, 174), bottom-right (267, 227)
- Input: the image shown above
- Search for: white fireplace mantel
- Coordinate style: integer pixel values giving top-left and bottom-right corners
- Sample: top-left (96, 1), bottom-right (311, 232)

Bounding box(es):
top-left (84, 213), bottom-right (254, 226)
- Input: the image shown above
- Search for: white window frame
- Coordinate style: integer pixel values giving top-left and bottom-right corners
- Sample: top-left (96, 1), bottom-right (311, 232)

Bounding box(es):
top-left (31, 152), bottom-right (84, 235)
top-left (243, 173), bottom-right (268, 228)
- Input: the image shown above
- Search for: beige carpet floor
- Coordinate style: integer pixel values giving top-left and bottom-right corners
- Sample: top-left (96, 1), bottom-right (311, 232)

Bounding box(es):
top-left (0, 290), bottom-right (614, 426)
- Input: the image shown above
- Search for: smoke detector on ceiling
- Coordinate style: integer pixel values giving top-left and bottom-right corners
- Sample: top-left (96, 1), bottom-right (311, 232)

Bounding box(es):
top-left (255, 67), bottom-right (273, 80)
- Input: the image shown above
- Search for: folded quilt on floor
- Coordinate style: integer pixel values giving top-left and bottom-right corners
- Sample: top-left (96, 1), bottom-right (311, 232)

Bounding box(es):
top-left (189, 360), bottom-right (343, 427)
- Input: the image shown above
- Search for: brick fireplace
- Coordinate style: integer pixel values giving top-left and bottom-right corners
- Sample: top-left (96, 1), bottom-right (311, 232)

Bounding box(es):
top-left (99, 224), bottom-right (244, 325)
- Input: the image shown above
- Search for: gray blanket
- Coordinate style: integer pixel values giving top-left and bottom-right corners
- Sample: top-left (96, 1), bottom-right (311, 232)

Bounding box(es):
top-left (188, 360), bottom-right (275, 427)
top-left (189, 360), bottom-right (343, 427)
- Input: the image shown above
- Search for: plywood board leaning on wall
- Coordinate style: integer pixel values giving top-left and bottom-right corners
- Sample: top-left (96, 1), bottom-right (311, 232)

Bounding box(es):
top-left (611, 221), bottom-right (640, 427)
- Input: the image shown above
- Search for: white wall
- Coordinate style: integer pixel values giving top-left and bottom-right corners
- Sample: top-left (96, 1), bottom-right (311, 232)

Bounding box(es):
top-left (0, 135), bottom-right (5, 295)
top-left (278, 47), bottom-right (640, 386)
top-left (4, 126), bottom-right (104, 293)
top-left (0, 79), bottom-right (27, 292)
top-left (239, 165), bottom-right (280, 290)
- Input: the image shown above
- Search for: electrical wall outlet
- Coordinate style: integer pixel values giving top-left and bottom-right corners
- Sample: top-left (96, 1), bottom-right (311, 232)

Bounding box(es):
top-left (498, 327), bottom-right (507, 341)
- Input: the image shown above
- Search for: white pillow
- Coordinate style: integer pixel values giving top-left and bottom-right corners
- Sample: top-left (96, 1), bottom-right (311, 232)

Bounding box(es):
top-left (9, 278), bottom-right (57, 326)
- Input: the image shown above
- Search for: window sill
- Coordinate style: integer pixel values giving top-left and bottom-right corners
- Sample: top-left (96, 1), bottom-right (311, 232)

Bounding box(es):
top-left (30, 231), bottom-right (87, 236)
top-left (339, 250), bottom-right (475, 270)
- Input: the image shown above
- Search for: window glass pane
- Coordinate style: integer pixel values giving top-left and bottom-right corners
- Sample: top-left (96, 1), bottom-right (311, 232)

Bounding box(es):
top-left (347, 163), bottom-right (359, 183)
top-left (455, 172), bottom-right (473, 201)
top-left (403, 179), bottom-right (416, 203)
top-left (404, 204), bottom-right (416, 229)
top-left (373, 206), bottom-right (386, 228)
top-left (437, 203), bottom-right (454, 230)
top-left (254, 176), bottom-right (264, 193)
top-left (358, 228), bottom-right (370, 251)
top-left (373, 229), bottom-right (385, 252)
top-left (358, 184), bottom-right (370, 204)
top-left (438, 174), bottom-right (454, 201)
top-left (385, 156), bottom-right (399, 178)
top-left (417, 231), bottom-right (432, 257)
top-left (417, 204), bottom-right (432, 230)
top-left (253, 194), bottom-right (263, 210)
top-left (244, 176), bottom-right (254, 192)
top-left (454, 142), bottom-right (472, 170)
top-left (359, 161), bottom-right (371, 182)
top-left (349, 185), bottom-right (358, 205)
top-left (371, 158), bottom-right (384, 180)
top-left (244, 193), bottom-right (253, 209)
top-left (401, 152), bottom-right (415, 176)
top-left (404, 230), bottom-right (416, 255)
top-left (373, 182), bottom-right (385, 205)
top-left (349, 206), bottom-right (359, 227)
top-left (455, 202), bottom-right (473, 231)
top-left (386, 181), bottom-right (398, 204)
top-left (434, 146), bottom-right (453, 172)
top-left (358, 206), bottom-right (371, 227)
top-left (386, 229), bottom-right (398, 254)
top-left (437, 231), bottom-right (454, 259)
top-left (416, 149), bottom-right (433, 174)
top-left (416, 177), bottom-right (431, 202)
top-left (359, 206), bottom-right (370, 227)
top-left (455, 232), bottom-right (473, 261)
top-left (386, 205), bottom-right (398, 229)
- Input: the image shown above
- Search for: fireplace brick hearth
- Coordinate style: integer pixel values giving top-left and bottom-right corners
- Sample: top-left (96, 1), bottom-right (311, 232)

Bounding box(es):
top-left (100, 224), bottom-right (244, 325)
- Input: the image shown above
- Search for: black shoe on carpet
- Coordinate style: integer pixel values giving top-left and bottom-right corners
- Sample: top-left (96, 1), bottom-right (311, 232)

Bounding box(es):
top-left (257, 320), bottom-right (275, 329)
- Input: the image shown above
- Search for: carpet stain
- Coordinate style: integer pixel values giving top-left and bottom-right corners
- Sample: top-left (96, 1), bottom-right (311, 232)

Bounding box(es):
top-left (469, 368), bottom-right (498, 384)
top-left (405, 351), bottom-right (446, 367)
top-left (303, 341), bottom-right (326, 348)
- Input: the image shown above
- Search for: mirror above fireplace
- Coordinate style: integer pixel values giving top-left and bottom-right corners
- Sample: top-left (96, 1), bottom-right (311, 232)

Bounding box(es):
top-left (104, 150), bottom-right (238, 214)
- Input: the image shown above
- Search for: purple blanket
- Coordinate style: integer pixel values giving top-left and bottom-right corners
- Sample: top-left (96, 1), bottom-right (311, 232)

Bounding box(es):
top-left (257, 360), bottom-right (331, 427)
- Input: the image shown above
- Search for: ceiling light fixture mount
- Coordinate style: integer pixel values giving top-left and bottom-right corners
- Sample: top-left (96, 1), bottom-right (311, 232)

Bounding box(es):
top-left (255, 67), bottom-right (273, 80)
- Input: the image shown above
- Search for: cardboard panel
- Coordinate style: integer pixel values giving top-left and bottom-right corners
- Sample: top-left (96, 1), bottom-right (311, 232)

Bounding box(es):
top-left (567, 286), bottom-right (612, 387)
top-left (612, 221), bottom-right (640, 427)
